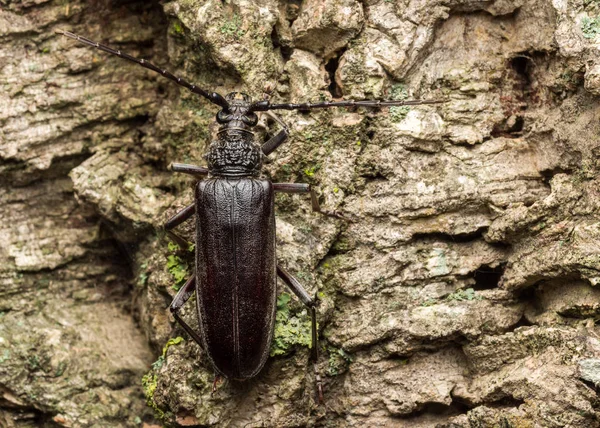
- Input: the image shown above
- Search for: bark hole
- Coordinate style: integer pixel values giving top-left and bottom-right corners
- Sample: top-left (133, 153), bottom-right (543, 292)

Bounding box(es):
top-left (473, 263), bottom-right (505, 290)
top-left (325, 49), bottom-right (346, 98)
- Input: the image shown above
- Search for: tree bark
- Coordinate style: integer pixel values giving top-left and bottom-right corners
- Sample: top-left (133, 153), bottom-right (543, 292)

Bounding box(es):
top-left (2, 0), bottom-right (600, 427)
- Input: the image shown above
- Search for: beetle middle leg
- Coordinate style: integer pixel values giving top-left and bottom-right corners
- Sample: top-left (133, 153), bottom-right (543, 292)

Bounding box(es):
top-left (169, 162), bottom-right (209, 178)
top-left (165, 204), bottom-right (202, 342)
top-left (273, 183), bottom-right (350, 221)
top-left (164, 203), bottom-right (195, 249)
top-left (169, 274), bottom-right (204, 347)
top-left (276, 265), bottom-right (324, 404)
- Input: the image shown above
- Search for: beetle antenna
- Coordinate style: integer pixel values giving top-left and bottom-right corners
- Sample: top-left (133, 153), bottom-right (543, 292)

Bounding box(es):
top-left (55, 29), bottom-right (229, 109)
top-left (249, 97), bottom-right (447, 112)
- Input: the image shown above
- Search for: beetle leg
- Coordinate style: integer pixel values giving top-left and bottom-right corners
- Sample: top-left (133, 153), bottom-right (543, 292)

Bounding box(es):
top-left (169, 275), bottom-right (205, 348)
top-left (309, 188), bottom-right (353, 222)
top-left (273, 183), bottom-right (352, 222)
top-left (211, 375), bottom-right (222, 396)
top-left (169, 162), bottom-right (209, 178)
top-left (262, 129), bottom-right (288, 155)
top-left (166, 231), bottom-right (190, 251)
top-left (165, 203), bottom-right (195, 230)
top-left (277, 265), bottom-right (324, 404)
top-left (261, 112), bottom-right (289, 155)
top-left (164, 203), bottom-right (195, 250)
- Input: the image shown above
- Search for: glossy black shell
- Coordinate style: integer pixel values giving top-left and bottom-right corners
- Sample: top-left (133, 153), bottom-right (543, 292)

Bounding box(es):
top-left (195, 177), bottom-right (276, 379)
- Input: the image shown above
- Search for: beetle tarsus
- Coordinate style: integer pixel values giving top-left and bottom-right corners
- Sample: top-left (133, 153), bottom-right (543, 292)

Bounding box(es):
top-left (309, 187), bottom-right (352, 222)
top-left (273, 182), bottom-right (352, 222)
top-left (211, 375), bottom-right (222, 395)
top-left (316, 208), bottom-right (353, 223)
top-left (315, 363), bottom-right (324, 404)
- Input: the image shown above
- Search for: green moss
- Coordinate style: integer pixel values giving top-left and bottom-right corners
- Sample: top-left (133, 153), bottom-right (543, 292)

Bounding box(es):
top-left (166, 242), bottom-right (193, 291)
top-left (327, 347), bottom-right (353, 376)
top-left (163, 336), bottom-right (184, 355)
top-left (446, 287), bottom-right (481, 301)
top-left (166, 255), bottom-right (188, 290)
top-left (220, 14), bottom-right (245, 40)
top-left (270, 293), bottom-right (313, 357)
top-left (389, 83), bottom-right (410, 122)
top-left (54, 361), bottom-right (67, 377)
top-left (28, 354), bottom-right (50, 371)
top-left (581, 16), bottom-right (600, 39)
top-left (141, 372), bottom-right (162, 419)
top-left (142, 337), bottom-right (184, 420)
top-left (303, 164), bottom-right (320, 178)
top-left (575, 159), bottom-right (595, 181)
top-left (137, 262), bottom-right (149, 288)
top-left (169, 20), bottom-right (184, 36)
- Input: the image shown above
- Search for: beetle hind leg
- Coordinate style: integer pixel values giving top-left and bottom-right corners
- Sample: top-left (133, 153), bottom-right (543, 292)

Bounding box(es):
top-left (277, 265), bottom-right (324, 404)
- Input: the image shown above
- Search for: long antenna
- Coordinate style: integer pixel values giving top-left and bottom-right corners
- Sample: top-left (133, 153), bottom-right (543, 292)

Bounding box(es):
top-left (55, 30), bottom-right (229, 110)
top-left (249, 98), bottom-right (447, 112)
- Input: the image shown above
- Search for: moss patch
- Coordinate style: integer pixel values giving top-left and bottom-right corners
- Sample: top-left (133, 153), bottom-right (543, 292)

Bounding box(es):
top-left (581, 16), bottom-right (600, 39)
top-left (270, 293), bottom-right (313, 357)
top-left (327, 346), bottom-right (353, 376)
top-left (446, 288), bottom-right (481, 301)
top-left (166, 241), bottom-right (192, 291)
top-left (389, 83), bottom-right (411, 122)
top-left (142, 337), bottom-right (185, 420)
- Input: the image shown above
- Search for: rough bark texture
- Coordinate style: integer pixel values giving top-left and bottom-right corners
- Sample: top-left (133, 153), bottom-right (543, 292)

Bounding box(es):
top-left (1, 0), bottom-right (600, 427)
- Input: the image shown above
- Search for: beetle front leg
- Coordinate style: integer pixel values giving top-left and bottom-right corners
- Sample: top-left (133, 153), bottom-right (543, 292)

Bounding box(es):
top-left (169, 275), bottom-right (204, 348)
top-left (262, 128), bottom-right (288, 155)
top-left (261, 112), bottom-right (289, 155)
top-left (277, 265), bottom-right (324, 404)
top-left (273, 183), bottom-right (351, 221)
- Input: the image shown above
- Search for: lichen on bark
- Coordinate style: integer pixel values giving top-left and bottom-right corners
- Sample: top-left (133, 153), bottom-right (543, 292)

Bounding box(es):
top-left (2, 0), bottom-right (600, 426)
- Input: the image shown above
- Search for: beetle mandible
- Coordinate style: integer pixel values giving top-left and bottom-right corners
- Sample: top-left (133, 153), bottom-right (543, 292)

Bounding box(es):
top-left (56, 30), bottom-right (445, 402)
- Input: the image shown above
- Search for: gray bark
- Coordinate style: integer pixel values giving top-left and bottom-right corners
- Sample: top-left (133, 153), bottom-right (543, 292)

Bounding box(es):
top-left (1, 0), bottom-right (600, 427)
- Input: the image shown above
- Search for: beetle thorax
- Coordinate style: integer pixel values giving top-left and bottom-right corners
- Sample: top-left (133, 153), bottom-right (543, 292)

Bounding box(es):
top-left (205, 130), bottom-right (263, 177)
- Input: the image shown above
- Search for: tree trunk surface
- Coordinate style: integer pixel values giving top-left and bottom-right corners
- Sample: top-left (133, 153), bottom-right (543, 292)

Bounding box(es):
top-left (1, 0), bottom-right (600, 426)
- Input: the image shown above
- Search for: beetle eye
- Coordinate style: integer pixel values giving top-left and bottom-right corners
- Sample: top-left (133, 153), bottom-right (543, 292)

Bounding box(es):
top-left (242, 113), bottom-right (258, 126)
top-left (217, 111), bottom-right (233, 124)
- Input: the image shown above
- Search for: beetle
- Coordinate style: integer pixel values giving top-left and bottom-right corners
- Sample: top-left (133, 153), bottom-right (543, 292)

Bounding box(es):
top-left (56, 29), bottom-right (444, 402)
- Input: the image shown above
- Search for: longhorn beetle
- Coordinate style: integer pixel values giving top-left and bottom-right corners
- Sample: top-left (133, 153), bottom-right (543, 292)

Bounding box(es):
top-left (56, 30), bottom-right (445, 403)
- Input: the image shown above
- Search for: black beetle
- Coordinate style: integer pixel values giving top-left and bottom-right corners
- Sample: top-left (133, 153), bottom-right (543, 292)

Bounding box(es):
top-left (56, 29), bottom-right (444, 402)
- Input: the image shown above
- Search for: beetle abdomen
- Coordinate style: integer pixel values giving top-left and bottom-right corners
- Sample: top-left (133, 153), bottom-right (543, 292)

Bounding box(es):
top-left (195, 178), bottom-right (276, 379)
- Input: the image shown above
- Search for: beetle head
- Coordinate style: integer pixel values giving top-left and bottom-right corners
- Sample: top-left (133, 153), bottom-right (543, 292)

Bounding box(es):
top-left (217, 92), bottom-right (258, 130)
